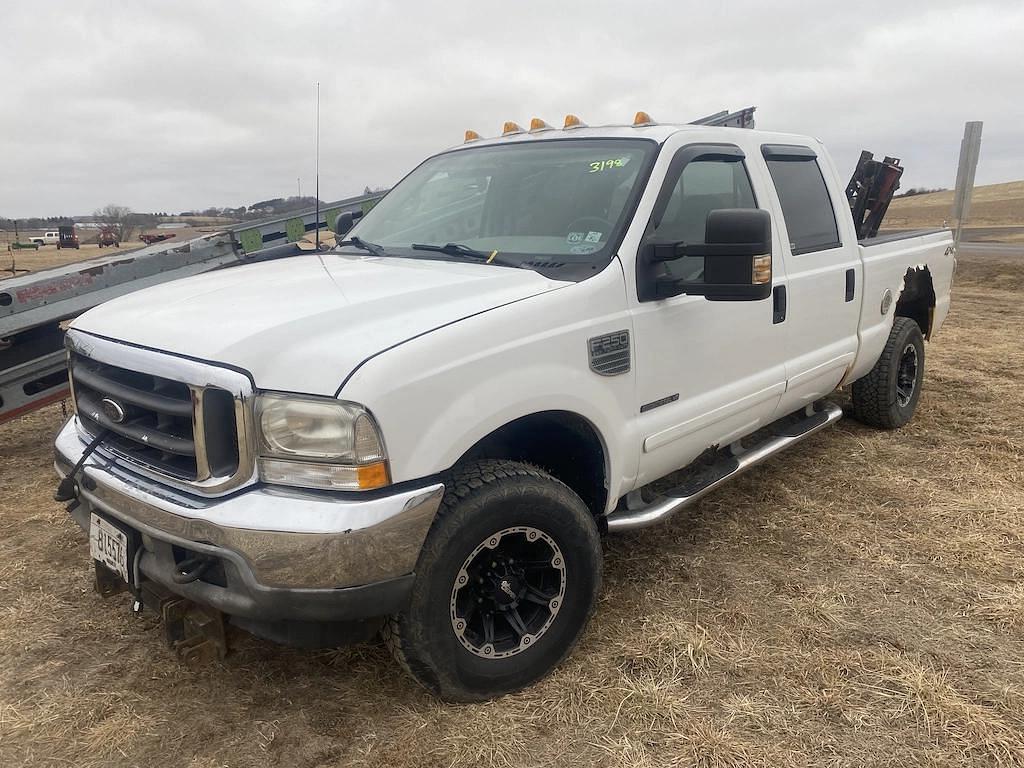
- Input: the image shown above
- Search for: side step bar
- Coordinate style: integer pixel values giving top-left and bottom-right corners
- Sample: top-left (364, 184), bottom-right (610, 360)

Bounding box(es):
top-left (607, 401), bottom-right (844, 532)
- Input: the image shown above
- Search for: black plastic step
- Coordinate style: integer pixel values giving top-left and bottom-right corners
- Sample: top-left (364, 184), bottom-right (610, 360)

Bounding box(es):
top-left (773, 408), bottom-right (830, 438)
top-left (663, 457), bottom-right (740, 498)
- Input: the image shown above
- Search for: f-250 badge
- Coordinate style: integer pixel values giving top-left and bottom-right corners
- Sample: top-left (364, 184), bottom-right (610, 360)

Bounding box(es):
top-left (588, 331), bottom-right (631, 376)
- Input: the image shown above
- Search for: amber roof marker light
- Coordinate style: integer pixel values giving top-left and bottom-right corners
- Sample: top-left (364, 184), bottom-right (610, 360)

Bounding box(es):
top-left (529, 118), bottom-right (554, 133)
top-left (464, 129), bottom-right (482, 143)
top-left (502, 121), bottom-right (525, 136)
top-left (563, 114), bottom-right (587, 129)
top-left (633, 111), bottom-right (656, 127)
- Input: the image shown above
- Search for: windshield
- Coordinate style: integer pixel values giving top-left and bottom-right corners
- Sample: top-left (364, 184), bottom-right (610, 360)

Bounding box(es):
top-left (347, 138), bottom-right (657, 278)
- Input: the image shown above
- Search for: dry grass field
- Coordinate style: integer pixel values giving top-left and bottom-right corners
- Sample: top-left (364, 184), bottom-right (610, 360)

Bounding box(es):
top-left (1, 248), bottom-right (1022, 767)
top-left (2, 242), bottom-right (147, 275)
top-left (885, 180), bottom-right (1024, 234)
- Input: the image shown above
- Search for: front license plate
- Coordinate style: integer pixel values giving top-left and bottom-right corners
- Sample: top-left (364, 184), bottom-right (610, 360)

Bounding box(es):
top-left (89, 513), bottom-right (130, 584)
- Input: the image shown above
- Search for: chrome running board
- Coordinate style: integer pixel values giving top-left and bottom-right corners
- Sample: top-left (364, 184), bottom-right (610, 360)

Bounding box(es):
top-left (606, 400), bottom-right (844, 533)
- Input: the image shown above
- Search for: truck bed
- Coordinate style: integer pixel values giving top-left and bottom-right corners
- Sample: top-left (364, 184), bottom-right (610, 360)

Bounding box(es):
top-left (848, 227), bottom-right (955, 385)
top-left (859, 228), bottom-right (947, 247)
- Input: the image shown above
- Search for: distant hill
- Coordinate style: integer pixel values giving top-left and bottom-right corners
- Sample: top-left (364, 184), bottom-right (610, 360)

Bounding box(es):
top-left (885, 180), bottom-right (1024, 229)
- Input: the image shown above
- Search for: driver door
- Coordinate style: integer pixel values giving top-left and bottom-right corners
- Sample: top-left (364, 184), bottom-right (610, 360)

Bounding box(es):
top-left (630, 144), bottom-right (788, 486)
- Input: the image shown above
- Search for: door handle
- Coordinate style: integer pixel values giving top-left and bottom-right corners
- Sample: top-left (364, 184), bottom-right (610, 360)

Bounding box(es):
top-left (773, 285), bottom-right (787, 324)
top-left (845, 268), bottom-right (855, 302)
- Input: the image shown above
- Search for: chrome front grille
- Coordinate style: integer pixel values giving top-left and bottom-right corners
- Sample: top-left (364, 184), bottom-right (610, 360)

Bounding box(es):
top-left (66, 331), bottom-right (254, 495)
top-left (72, 352), bottom-right (204, 479)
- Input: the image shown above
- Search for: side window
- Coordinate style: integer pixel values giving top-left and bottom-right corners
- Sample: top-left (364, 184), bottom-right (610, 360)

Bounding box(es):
top-left (651, 158), bottom-right (756, 280)
top-left (763, 152), bottom-right (840, 254)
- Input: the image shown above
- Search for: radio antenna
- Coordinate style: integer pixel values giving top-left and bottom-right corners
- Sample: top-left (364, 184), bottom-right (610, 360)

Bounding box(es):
top-left (314, 81), bottom-right (321, 250)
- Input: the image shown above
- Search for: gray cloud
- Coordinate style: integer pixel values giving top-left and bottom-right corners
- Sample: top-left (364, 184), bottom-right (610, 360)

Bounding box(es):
top-left (2, 0), bottom-right (1020, 217)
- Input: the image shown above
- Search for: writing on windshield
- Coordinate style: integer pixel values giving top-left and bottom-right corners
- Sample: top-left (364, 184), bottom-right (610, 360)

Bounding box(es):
top-left (349, 139), bottom-right (656, 268)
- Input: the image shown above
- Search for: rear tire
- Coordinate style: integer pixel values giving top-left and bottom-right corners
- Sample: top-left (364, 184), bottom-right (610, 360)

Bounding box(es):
top-left (384, 460), bottom-right (602, 701)
top-left (851, 317), bottom-right (925, 429)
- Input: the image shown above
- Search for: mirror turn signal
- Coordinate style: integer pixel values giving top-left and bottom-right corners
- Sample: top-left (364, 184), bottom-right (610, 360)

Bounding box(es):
top-left (753, 254), bottom-right (772, 284)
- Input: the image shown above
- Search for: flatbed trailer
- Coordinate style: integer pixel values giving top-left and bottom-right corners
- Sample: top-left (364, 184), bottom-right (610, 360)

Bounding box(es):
top-left (0, 191), bottom-right (384, 423)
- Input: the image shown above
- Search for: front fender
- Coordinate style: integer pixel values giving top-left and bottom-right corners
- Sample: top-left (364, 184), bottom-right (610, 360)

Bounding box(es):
top-left (341, 265), bottom-right (637, 512)
top-left (403, 363), bottom-right (620, 495)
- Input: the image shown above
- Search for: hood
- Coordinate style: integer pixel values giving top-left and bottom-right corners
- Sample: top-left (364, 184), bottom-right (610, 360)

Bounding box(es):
top-left (71, 253), bottom-right (567, 394)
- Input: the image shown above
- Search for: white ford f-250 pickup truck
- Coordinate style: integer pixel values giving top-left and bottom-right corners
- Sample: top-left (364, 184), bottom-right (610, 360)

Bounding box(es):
top-left (54, 113), bottom-right (954, 700)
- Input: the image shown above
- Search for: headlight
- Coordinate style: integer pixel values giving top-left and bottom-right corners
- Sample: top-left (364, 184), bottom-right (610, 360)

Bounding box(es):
top-left (254, 392), bottom-right (389, 491)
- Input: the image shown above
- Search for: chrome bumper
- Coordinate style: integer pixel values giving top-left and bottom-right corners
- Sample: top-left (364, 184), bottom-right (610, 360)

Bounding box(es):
top-left (55, 418), bottom-right (443, 592)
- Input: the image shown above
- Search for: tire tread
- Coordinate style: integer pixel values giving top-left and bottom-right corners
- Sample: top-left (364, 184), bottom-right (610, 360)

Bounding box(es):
top-left (851, 317), bottom-right (923, 429)
top-left (383, 459), bottom-right (593, 699)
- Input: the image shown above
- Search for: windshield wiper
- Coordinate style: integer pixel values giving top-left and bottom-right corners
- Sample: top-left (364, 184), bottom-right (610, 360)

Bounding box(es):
top-left (336, 236), bottom-right (389, 258)
top-left (411, 242), bottom-right (520, 268)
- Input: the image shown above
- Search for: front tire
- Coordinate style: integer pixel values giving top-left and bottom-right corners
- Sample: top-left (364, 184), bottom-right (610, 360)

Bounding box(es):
top-left (384, 460), bottom-right (602, 701)
top-left (851, 317), bottom-right (925, 429)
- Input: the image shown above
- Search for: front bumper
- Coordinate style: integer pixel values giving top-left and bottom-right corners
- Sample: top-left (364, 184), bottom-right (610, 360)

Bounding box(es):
top-left (55, 418), bottom-right (444, 624)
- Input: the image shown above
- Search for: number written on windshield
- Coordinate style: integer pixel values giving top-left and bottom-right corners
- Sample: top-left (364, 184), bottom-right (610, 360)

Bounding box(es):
top-left (589, 158), bottom-right (629, 173)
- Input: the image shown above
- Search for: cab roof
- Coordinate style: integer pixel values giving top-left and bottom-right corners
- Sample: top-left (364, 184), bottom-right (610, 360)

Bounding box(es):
top-left (446, 122), bottom-right (818, 153)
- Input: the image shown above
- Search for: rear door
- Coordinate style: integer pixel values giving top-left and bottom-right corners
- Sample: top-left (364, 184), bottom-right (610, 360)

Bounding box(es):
top-left (757, 144), bottom-right (862, 412)
top-left (629, 142), bottom-right (787, 486)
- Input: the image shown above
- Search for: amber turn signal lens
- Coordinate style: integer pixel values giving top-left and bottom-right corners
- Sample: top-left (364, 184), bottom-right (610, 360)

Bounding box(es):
top-left (752, 254), bottom-right (772, 284)
top-left (357, 461), bottom-right (390, 490)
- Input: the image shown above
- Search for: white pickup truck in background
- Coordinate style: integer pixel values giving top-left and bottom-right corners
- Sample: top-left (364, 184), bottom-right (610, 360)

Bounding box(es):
top-left (31, 230), bottom-right (60, 245)
top-left (54, 113), bottom-right (954, 700)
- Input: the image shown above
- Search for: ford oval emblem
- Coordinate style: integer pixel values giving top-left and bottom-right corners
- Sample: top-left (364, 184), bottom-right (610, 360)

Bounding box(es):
top-left (100, 397), bottom-right (126, 423)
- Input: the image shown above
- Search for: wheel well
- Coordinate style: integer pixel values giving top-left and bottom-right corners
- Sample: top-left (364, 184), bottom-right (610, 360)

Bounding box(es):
top-left (895, 265), bottom-right (937, 339)
top-left (457, 411), bottom-right (608, 516)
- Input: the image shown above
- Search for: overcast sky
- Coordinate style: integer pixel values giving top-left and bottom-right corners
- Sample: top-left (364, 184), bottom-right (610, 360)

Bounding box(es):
top-left (2, 0), bottom-right (1021, 217)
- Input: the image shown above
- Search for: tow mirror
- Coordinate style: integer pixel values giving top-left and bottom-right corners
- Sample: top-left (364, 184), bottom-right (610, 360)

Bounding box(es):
top-left (641, 208), bottom-right (772, 301)
top-left (333, 210), bottom-right (363, 236)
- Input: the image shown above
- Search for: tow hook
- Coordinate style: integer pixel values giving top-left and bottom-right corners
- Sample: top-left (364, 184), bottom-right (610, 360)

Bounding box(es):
top-left (171, 554), bottom-right (216, 584)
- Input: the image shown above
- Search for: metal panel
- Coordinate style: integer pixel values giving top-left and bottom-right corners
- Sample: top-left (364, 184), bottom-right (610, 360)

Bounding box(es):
top-left (230, 190), bottom-right (385, 255)
top-left (691, 107), bottom-right (757, 129)
top-left (0, 349), bottom-right (68, 423)
top-left (951, 121), bottom-right (983, 244)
